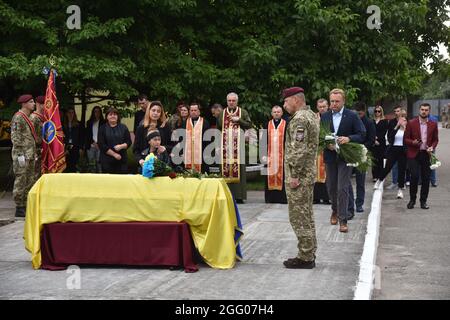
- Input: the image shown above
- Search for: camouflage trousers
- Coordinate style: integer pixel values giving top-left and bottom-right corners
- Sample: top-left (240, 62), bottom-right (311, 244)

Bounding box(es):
top-left (12, 158), bottom-right (35, 207)
top-left (33, 151), bottom-right (42, 184)
top-left (286, 182), bottom-right (317, 261)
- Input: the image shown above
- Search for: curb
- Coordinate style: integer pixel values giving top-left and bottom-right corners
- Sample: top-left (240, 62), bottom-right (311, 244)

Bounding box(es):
top-left (353, 181), bottom-right (383, 300)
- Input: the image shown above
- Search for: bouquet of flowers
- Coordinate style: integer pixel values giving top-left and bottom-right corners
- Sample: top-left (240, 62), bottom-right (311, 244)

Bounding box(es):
top-left (319, 121), bottom-right (373, 172)
top-left (142, 153), bottom-right (176, 179)
top-left (430, 153), bottom-right (441, 170)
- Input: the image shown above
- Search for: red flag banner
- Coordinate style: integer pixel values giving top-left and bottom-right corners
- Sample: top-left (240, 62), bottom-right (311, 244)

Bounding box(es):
top-left (42, 69), bottom-right (66, 173)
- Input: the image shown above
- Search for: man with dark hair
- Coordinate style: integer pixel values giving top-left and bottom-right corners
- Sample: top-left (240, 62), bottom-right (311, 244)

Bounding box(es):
top-left (184, 102), bottom-right (210, 173)
top-left (404, 103), bottom-right (439, 209)
top-left (348, 101), bottom-right (376, 214)
top-left (133, 94), bottom-right (149, 133)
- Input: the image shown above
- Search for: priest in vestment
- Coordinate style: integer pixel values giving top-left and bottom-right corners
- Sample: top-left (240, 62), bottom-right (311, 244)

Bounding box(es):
top-left (313, 98), bottom-right (330, 204)
top-left (264, 105), bottom-right (288, 203)
top-left (217, 92), bottom-right (252, 203)
top-left (184, 103), bottom-right (210, 173)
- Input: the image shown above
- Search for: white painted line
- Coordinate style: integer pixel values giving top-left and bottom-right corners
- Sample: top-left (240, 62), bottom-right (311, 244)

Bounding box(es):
top-left (353, 180), bottom-right (384, 300)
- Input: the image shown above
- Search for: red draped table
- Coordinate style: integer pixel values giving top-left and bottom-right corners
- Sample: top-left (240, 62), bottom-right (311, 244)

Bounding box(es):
top-left (41, 222), bottom-right (198, 273)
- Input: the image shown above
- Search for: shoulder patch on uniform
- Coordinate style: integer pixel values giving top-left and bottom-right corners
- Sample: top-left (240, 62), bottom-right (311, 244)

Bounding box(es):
top-left (295, 126), bottom-right (305, 142)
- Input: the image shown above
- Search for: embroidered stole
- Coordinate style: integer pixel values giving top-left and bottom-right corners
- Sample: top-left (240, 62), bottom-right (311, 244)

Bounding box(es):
top-left (185, 117), bottom-right (204, 172)
top-left (316, 152), bottom-right (326, 183)
top-left (267, 119), bottom-right (286, 190)
top-left (16, 111), bottom-right (38, 142)
top-left (221, 107), bottom-right (241, 183)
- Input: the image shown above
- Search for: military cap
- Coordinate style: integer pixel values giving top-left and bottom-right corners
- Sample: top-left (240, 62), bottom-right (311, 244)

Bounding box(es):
top-left (35, 96), bottom-right (45, 104)
top-left (17, 94), bottom-right (33, 104)
top-left (282, 87), bottom-right (304, 99)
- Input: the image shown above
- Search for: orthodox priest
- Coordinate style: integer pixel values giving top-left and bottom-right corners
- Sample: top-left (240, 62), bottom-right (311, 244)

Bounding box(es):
top-left (184, 102), bottom-right (210, 173)
top-left (264, 105), bottom-right (288, 203)
top-left (217, 92), bottom-right (252, 203)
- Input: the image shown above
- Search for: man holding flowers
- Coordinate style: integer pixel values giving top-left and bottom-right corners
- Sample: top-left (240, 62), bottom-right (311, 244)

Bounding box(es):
top-left (320, 89), bottom-right (366, 233)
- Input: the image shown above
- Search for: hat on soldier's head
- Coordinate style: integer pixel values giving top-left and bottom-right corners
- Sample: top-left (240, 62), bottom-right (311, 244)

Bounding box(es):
top-left (282, 87), bottom-right (304, 99)
top-left (35, 96), bottom-right (45, 104)
top-left (17, 94), bottom-right (33, 104)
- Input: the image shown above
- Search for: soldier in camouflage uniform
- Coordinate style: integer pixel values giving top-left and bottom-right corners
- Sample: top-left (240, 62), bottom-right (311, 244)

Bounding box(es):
top-left (30, 96), bottom-right (45, 184)
top-left (11, 95), bottom-right (37, 217)
top-left (282, 87), bottom-right (320, 269)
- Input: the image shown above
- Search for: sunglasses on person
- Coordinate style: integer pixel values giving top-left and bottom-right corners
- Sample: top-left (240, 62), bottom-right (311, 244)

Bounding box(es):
top-left (374, 110), bottom-right (382, 113)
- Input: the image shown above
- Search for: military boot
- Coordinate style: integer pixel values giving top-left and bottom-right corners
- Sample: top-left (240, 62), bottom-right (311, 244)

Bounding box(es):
top-left (283, 257), bottom-right (315, 269)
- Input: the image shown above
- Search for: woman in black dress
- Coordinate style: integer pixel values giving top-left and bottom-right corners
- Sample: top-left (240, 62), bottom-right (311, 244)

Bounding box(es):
top-left (97, 107), bottom-right (132, 174)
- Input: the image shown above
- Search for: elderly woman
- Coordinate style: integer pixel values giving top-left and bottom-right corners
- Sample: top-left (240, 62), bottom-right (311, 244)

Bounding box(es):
top-left (97, 107), bottom-right (132, 174)
top-left (133, 101), bottom-right (171, 165)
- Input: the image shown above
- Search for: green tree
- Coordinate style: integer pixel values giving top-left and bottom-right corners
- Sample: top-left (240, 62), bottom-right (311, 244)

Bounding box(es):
top-left (1, 0), bottom-right (449, 126)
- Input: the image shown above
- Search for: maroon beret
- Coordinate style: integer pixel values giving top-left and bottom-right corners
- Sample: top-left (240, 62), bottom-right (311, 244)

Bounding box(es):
top-left (282, 87), bottom-right (304, 99)
top-left (17, 94), bottom-right (33, 104)
top-left (36, 96), bottom-right (45, 104)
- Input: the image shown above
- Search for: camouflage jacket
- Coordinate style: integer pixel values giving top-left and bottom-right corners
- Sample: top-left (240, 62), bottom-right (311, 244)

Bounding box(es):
top-left (30, 112), bottom-right (45, 147)
top-left (11, 112), bottom-right (36, 159)
top-left (284, 108), bottom-right (320, 185)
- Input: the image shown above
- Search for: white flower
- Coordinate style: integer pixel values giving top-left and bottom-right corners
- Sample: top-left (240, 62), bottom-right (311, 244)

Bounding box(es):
top-left (430, 164), bottom-right (438, 170)
top-left (347, 163), bottom-right (359, 167)
top-left (436, 161), bottom-right (441, 167)
top-left (325, 135), bottom-right (335, 141)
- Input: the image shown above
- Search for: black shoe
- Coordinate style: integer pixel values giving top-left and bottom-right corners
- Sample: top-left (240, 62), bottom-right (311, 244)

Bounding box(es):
top-left (236, 199), bottom-right (244, 204)
top-left (420, 202), bottom-right (430, 209)
top-left (283, 257), bottom-right (315, 269)
top-left (431, 183), bottom-right (438, 187)
top-left (407, 201), bottom-right (415, 209)
top-left (313, 199), bottom-right (320, 204)
top-left (347, 212), bottom-right (354, 221)
top-left (323, 200), bottom-right (331, 205)
top-left (356, 206), bottom-right (364, 213)
top-left (15, 207), bottom-right (25, 217)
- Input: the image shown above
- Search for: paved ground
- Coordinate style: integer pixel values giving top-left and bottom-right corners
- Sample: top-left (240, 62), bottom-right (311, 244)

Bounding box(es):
top-left (0, 186), bottom-right (370, 299)
top-left (374, 127), bottom-right (450, 300)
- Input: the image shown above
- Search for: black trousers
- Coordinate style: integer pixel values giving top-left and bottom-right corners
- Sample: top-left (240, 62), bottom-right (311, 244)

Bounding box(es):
top-left (408, 151), bottom-right (431, 203)
top-left (371, 145), bottom-right (385, 180)
top-left (380, 146), bottom-right (407, 188)
top-left (101, 161), bottom-right (128, 174)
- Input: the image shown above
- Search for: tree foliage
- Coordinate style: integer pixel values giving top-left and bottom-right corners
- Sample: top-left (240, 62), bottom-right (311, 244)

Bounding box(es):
top-left (0, 0), bottom-right (449, 125)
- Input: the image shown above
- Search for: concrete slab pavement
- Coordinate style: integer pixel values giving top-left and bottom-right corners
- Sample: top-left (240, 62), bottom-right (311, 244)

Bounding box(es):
top-left (374, 127), bottom-right (450, 300)
top-left (0, 183), bottom-right (372, 300)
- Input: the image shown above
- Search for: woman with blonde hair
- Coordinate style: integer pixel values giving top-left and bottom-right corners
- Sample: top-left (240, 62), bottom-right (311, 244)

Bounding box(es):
top-left (371, 105), bottom-right (388, 181)
top-left (133, 101), bottom-right (171, 166)
top-left (374, 106), bottom-right (408, 200)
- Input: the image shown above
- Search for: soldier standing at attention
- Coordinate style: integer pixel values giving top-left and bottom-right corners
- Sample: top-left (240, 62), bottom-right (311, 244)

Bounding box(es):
top-left (11, 94), bottom-right (37, 217)
top-left (30, 95), bottom-right (45, 183)
top-left (282, 87), bottom-right (320, 269)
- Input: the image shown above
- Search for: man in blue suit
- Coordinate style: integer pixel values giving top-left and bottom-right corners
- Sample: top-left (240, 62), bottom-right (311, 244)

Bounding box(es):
top-left (321, 89), bottom-right (366, 233)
